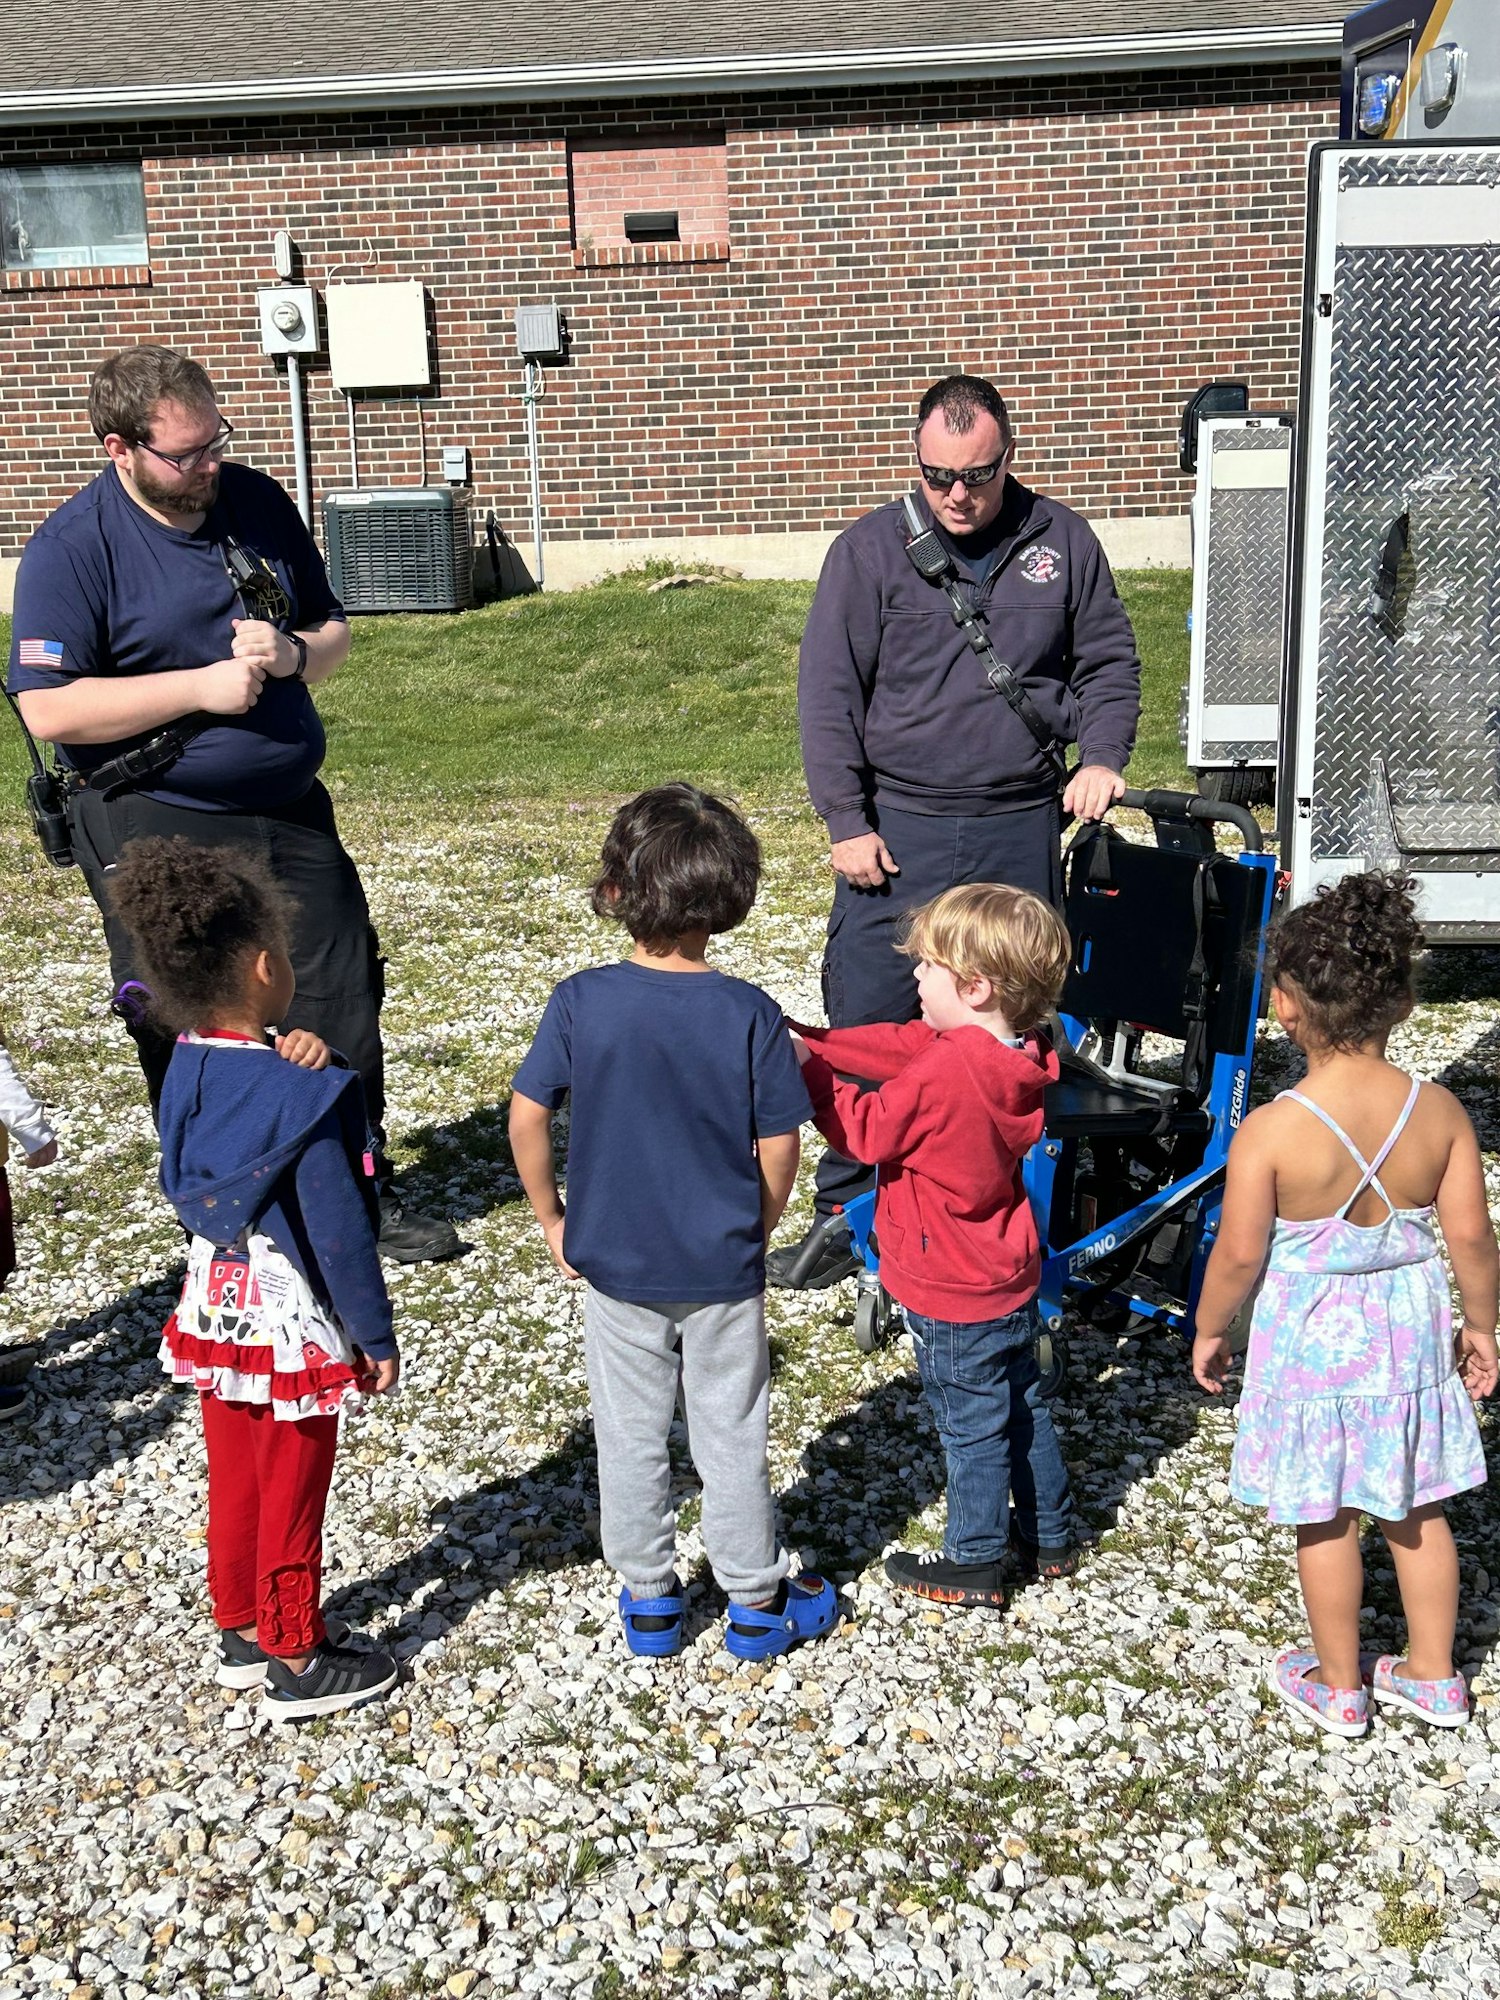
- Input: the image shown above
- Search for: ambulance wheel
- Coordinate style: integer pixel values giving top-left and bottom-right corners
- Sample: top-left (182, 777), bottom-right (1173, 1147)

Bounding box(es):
top-left (1036, 1330), bottom-right (1069, 1401)
top-left (854, 1284), bottom-right (894, 1354)
top-left (1196, 766), bottom-right (1273, 810)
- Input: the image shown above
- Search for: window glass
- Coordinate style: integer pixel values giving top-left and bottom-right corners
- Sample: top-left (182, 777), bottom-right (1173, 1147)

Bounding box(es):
top-left (1, 162), bottom-right (148, 270)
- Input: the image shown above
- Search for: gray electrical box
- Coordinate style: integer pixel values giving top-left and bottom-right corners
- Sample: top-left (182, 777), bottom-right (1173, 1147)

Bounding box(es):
top-left (257, 286), bottom-right (319, 356)
top-left (441, 445), bottom-right (470, 484)
top-left (515, 304), bottom-right (565, 362)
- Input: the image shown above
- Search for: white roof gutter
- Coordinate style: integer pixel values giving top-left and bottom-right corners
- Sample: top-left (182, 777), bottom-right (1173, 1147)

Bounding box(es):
top-left (0, 24), bottom-right (1343, 126)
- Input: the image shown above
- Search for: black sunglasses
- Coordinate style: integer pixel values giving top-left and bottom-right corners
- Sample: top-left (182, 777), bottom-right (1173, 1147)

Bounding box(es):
top-left (918, 456), bottom-right (1008, 492)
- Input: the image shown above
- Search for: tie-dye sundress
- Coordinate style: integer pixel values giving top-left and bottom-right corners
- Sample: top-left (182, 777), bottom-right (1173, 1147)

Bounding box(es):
top-left (1229, 1079), bottom-right (1486, 1526)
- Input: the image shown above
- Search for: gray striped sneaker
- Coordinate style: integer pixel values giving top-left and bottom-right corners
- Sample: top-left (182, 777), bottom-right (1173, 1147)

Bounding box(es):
top-left (264, 1642), bottom-right (398, 1720)
top-left (217, 1616), bottom-right (353, 1690)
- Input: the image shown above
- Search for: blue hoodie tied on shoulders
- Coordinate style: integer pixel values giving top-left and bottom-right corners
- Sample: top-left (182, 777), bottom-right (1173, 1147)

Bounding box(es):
top-left (158, 1041), bottom-right (395, 1361)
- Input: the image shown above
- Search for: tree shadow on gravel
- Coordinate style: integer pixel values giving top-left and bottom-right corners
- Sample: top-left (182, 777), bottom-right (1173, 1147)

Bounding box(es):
top-left (0, 1270), bottom-right (193, 1503)
top-left (325, 1423), bottom-right (603, 1657)
top-left (1052, 1320), bottom-right (1206, 1547)
top-left (772, 1320), bottom-right (1207, 1597)
top-left (772, 1370), bottom-right (947, 1584)
top-left (393, 1098), bottom-right (528, 1228)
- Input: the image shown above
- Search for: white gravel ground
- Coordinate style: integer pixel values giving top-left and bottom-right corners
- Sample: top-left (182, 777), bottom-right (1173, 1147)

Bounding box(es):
top-left (1, 798), bottom-right (1497, 2000)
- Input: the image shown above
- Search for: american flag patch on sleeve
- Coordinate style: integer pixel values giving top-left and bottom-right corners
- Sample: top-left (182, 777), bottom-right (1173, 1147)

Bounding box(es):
top-left (17, 639), bottom-right (65, 668)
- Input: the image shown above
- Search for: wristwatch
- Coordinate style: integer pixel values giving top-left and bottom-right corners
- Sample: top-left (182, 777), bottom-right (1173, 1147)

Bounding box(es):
top-left (288, 632), bottom-right (309, 680)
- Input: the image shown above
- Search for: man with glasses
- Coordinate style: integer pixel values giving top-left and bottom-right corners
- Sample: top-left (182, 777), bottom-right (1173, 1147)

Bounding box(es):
top-left (6, 345), bottom-right (459, 1263)
top-left (769, 372), bottom-right (1140, 1289)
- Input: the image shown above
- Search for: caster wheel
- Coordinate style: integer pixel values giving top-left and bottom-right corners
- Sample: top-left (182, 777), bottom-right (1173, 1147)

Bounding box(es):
top-left (1036, 1330), bottom-right (1069, 1401)
top-left (854, 1282), bottom-right (894, 1354)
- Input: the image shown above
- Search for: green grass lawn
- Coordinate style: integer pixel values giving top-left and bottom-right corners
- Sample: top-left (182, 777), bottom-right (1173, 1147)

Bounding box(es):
top-left (0, 567), bottom-right (1190, 816)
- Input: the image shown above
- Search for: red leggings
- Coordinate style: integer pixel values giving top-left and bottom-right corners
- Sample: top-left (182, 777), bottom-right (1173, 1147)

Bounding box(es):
top-left (201, 1394), bottom-right (339, 1655)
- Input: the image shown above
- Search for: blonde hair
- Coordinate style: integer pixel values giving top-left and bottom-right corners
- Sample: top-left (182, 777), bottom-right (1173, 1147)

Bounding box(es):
top-left (899, 882), bottom-right (1071, 1032)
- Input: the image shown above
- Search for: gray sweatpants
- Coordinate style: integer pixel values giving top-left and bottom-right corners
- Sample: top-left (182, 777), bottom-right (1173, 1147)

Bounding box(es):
top-left (583, 1287), bottom-right (789, 1602)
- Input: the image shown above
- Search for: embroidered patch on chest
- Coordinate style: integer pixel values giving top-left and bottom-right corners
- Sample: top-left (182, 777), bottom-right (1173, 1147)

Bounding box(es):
top-left (1018, 543), bottom-right (1062, 585)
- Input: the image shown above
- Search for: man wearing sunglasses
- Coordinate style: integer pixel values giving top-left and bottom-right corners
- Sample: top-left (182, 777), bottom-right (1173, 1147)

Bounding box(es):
top-left (770, 373), bottom-right (1140, 1290)
top-left (6, 344), bottom-right (459, 1264)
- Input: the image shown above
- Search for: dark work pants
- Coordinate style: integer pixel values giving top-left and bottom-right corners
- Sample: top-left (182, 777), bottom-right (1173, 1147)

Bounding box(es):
top-left (814, 800), bottom-right (1062, 1216)
top-left (67, 780), bottom-right (387, 1145)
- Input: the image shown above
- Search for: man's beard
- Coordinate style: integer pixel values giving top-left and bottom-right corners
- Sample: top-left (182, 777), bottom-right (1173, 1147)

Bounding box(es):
top-left (130, 459), bottom-right (220, 516)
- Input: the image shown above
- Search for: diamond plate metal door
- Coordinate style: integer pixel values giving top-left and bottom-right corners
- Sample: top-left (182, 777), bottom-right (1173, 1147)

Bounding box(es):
top-left (1188, 419), bottom-right (1289, 771)
top-left (1287, 146), bottom-right (1500, 937)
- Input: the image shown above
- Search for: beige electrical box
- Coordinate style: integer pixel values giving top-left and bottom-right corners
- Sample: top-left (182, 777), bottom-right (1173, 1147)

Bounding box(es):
top-left (325, 280), bottom-right (430, 390)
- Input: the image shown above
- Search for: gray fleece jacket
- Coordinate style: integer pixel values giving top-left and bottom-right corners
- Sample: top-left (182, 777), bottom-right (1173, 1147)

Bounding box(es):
top-left (798, 481), bottom-right (1142, 842)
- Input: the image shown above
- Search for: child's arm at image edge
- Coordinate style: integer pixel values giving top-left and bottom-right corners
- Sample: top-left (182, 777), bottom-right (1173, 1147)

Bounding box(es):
top-left (1191, 1113), bottom-right (1277, 1391)
top-left (1432, 1097), bottom-right (1499, 1398)
top-left (757, 1129), bottom-right (800, 1241)
top-left (509, 1089), bottom-right (579, 1279)
top-left (0, 1041), bottom-right (58, 1164)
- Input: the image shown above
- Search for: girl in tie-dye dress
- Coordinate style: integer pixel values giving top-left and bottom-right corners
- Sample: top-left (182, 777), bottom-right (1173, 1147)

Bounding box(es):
top-left (1193, 872), bottom-right (1497, 1740)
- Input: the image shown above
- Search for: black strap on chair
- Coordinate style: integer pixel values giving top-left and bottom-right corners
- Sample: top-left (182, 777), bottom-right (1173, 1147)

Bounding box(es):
top-left (1061, 820), bottom-right (1223, 1120)
top-left (1179, 858), bottom-right (1222, 1100)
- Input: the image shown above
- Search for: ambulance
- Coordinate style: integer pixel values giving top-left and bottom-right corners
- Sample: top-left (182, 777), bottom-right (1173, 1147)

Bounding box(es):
top-left (1186, 0), bottom-right (1500, 939)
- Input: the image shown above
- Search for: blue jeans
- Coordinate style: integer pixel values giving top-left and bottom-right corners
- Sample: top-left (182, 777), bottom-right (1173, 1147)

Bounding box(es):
top-left (904, 1301), bottom-right (1074, 1563)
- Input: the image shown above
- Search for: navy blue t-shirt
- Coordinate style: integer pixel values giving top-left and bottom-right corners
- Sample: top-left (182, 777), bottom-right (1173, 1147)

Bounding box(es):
top-left (6, 462), bottom-right (343, 810)
top-left (511, 961), bottom-right (813, 1303)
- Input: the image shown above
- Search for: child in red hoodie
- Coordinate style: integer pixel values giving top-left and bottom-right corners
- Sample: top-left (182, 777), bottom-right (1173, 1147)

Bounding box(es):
top-left (793, 882), bottom-right (1074, 1608)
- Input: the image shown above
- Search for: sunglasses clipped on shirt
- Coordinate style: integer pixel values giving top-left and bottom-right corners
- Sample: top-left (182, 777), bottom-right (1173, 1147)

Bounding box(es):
top-left (917, 456), bottom-right (1008, 492)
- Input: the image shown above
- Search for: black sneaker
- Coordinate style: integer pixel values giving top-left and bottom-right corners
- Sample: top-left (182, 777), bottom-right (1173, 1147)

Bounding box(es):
top-left (0, 1384), bottom-right (29, 1421)
top-left (376, 1187), bottom-right (463, 1265)
top-left (884, 1548), bottom-right (1008, 1608)
top-left (766, 1214), bottom-right (861, 1291)
top-left (1008, 1530), bottom-right (1081, 1581)
top-left (0, 1344), bottom-right (40, 1388)
top-left (216, 1617), bottom-right (352, 1690)
top-left (263, 1642), bottom-right (398, 1719)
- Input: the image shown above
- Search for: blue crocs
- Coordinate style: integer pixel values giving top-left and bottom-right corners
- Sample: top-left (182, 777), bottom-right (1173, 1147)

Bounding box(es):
top-left (725, 1574), bottom-right (838, 1662)
top-left (618, 1580), bottom-right (684, 1658)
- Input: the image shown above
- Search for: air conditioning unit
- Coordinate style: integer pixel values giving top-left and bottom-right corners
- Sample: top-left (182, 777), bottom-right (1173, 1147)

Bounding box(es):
top-left (322, 487), bottom-right (474, 613)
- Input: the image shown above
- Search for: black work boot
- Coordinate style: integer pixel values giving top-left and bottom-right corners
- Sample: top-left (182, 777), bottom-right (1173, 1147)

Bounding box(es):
top-left (376, 1184), bottom-right (463, 1264)
top-left (765, 1213), bottom-right (860, 1291)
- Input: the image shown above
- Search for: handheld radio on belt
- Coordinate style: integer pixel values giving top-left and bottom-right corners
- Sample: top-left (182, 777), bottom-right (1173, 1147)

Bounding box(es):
top-left (2, 682), bottom-right (76, 867)
top-left (899, 491), bottom-right (1068, 791)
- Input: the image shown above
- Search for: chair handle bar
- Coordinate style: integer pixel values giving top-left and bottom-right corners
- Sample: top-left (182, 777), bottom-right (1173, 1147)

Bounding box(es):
top-left (1116, 787), bottom-right (1263, 852)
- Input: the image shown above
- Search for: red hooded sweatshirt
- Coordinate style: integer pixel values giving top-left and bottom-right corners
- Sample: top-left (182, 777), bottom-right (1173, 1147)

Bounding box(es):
top-left (794, 1019), bottom-right (1058, 1322)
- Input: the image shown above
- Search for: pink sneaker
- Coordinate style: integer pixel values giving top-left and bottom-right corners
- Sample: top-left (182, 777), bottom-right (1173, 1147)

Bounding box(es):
top-left (1370, 1656), bottom-right (1470, 1728)
top-left (1270, 1648), bottom-right (1370, 1738)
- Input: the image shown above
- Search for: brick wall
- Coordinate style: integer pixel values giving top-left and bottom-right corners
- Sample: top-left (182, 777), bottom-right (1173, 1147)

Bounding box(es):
top-left (0, 66), bottom-right (1338, 558)
top-left (569, 136), bottom-right (729, 252)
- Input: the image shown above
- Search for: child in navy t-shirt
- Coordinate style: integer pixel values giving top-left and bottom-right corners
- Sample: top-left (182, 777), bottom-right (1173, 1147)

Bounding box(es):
top-left (510, 784), bottom-right (838, 1664)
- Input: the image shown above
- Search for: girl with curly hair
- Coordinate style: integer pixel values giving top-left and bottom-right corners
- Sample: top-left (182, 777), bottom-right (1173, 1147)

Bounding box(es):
top-left (109, 836), bottom-right (401, 1719)
top-left (1193, 872), bottom-right (1497, 1738)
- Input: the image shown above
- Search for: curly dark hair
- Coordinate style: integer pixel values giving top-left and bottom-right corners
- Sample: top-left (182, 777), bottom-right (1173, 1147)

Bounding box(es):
top-left (591, 783), bottom-right (760, 946)
top-left (1266, 870), bottom-right (1422, 1051)
top-left (106, 837), bottom-right (295, 1032)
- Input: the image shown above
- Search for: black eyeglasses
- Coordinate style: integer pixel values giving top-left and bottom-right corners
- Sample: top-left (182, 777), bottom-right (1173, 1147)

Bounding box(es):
top-left (137, 422), bottom-right (236, 475)
top-left (918, 456), bottom-right (1008, 492)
